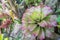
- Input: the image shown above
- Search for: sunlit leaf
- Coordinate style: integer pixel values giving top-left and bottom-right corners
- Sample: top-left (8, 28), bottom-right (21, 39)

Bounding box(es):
top-left (0, 34), bottom-right (4, 40)
top-left (4, 37), bottom-right (8, 40)
top-left (30, 11), bottom-right (41, 21)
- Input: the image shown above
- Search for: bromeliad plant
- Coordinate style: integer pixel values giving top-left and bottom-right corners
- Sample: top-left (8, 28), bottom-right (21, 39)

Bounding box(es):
top-left (22, 3), bottom-right (57, 40)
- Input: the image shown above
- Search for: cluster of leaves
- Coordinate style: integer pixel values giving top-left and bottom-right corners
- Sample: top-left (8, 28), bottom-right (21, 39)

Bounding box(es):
top-left (25, 0), bottom-right (42, 6)
top-left (0, 0), bottom-right (23, 40)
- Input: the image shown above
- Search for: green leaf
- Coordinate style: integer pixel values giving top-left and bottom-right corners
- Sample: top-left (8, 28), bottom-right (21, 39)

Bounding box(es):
top-left (0, 4), bottom-right (2, 8)
top-left (56, 9), bottom-right (60, 13)
top-left (25, 0), bottom-right (29, 5)
top-left (37, 0), bottom-right (41, 3)
top-left (56, 15), bottom-right (60, 23)
top-left (44, 15), bottom-right (50, 21)
top-left (57, 25), bottom-right (60, 28)
top-left (0, 3), bottom-right (2, 11)
top-left (14, 19), bottom-right (21, 24)
top-left (32, 26), bottom-right (40, 36)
